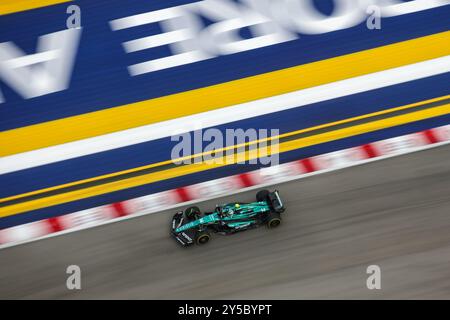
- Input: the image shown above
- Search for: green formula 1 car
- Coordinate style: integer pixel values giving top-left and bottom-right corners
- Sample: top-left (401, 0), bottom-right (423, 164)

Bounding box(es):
top-left (171, 189), bottom-right (285, 246)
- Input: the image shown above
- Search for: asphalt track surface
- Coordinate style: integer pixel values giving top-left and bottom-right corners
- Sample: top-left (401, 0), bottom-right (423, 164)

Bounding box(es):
top-left (1, 145), bottom-right (450, 299)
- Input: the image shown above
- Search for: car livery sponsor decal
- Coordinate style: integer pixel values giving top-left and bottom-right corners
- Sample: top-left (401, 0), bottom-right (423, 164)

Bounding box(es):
top-left (0, 0), bottom-right (449, 227)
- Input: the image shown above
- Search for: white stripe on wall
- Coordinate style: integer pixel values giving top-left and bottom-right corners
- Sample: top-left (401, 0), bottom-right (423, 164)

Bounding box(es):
top-left (0, 55), bottom-right (449, 174)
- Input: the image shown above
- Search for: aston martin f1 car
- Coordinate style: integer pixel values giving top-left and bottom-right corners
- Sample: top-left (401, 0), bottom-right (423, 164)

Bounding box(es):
top-left (171, 189), bottom-right (285, 246)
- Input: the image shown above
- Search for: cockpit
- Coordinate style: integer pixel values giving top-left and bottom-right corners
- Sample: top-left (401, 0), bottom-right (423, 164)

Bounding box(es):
top-left (216, 203), bottom-right (242, 217)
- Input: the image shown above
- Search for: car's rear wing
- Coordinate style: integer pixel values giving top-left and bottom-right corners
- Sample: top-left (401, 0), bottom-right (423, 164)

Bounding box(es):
top-left (268, 190), bottom-right (285, 213)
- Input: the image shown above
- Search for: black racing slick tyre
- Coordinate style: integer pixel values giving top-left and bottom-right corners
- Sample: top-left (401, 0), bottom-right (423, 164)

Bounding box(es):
top-left (256, 189), bottom-right (270, 202)
top-left (195, 231), bottom-right (211, 245)
top-left (185, 206), bottom-right (201, 220)
top-left (266, 212), bottom-right (282, 229)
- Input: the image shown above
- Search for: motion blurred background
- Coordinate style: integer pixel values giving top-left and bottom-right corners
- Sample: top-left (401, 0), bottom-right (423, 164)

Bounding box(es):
top-left (0, 0), bottom-right (449, 299)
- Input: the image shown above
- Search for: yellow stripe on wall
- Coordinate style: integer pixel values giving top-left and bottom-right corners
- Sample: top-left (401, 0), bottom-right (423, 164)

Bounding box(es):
top-left (1, 102), bottom-right (449, 217)
top-left (1, 31), bottom-right (450, 156)
top-left (1, 94), bottom-right (447, 205)
top-left (0, 0), bottom-right (71, 15)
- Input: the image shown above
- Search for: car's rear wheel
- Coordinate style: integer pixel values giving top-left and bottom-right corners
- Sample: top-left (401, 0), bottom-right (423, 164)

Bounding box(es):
top-left (266, 212), bottom-right (282, 229)
top-left (185, 206), bottom-right (201, 220)
top-left (256, 189), bottom-right (270, 202)
top-left (195, 231), bottom-right (211, 245)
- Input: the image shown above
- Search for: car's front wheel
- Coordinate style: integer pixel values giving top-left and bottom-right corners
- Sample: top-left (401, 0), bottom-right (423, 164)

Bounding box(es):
top-left (195, 230), bottom-right (211, 245)
top-left (185, 206), bottom-right (201, 220)
top-left (266, 212), bottom-right (282, 229)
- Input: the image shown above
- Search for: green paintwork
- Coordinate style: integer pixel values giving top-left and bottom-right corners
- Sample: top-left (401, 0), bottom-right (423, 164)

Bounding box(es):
top-left (175, 201), bottom-right (270, 233)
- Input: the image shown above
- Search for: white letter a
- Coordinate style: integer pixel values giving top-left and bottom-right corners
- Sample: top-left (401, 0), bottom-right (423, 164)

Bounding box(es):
top-left (0, 28), bottom-right (81, 103)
